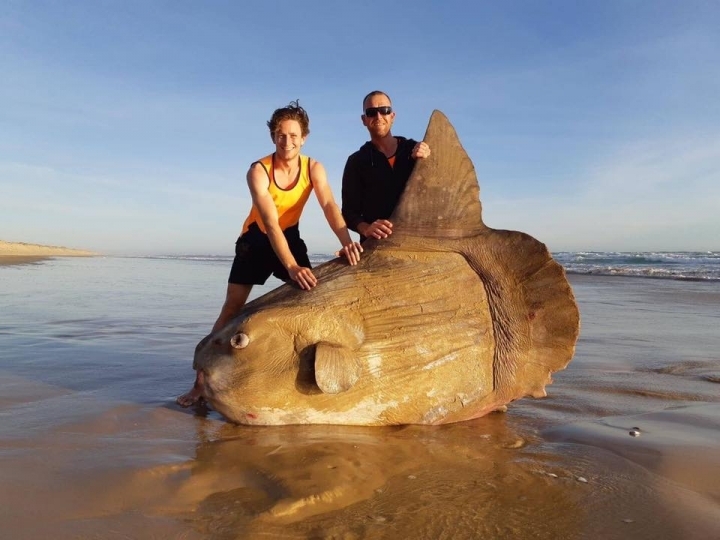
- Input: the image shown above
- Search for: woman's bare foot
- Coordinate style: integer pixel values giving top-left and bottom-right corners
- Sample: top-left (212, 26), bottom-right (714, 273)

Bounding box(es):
top-left (176, 387), bottom-right (204, 407)
top-left (176, 372), bottom-right (205, 407)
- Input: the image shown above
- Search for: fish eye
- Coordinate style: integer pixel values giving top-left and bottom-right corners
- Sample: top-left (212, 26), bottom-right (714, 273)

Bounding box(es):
top-left (230, 332), bottom-right (250, 349)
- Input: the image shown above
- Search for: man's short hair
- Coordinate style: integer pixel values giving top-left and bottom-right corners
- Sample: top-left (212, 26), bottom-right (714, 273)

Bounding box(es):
top-left (362, 91), bottom-right (392, 110)
top-left (267, 100), bottom-right (310, 137)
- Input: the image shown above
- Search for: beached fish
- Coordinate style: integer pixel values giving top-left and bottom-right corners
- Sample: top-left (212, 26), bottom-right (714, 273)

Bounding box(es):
top-left (193, 110), bottom-right (580, 426)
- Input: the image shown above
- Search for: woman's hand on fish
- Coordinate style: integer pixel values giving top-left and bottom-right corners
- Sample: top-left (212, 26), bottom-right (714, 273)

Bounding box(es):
top-left (336, 241), bottom-right (363, 265)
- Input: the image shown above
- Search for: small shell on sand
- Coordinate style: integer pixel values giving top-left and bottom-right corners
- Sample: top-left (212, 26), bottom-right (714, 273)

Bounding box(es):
top-left (503, 438), bottom-right (526, 449)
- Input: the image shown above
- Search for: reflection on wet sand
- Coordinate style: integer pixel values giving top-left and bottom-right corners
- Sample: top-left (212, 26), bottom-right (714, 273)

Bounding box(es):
top-left (5, 384), bottom-right (717, 540)
top-left (82, 410), bottom-right (587, 539)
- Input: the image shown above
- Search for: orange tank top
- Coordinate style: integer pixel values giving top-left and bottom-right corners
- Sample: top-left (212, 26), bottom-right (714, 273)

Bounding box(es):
top-left (241, 153), bottom-right (313, 235)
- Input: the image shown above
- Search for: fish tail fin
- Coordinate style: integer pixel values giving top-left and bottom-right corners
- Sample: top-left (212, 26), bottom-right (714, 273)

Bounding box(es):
top-left (463, 230), bottom-right (580, 399)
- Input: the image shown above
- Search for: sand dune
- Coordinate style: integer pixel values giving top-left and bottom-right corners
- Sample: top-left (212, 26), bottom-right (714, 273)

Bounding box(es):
top-left (0, 240), bottom-right (97, 264)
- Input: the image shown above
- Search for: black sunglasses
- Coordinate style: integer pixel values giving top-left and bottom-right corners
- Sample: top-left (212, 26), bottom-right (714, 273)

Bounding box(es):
top-left (364, 106), bottom-right (393, 118)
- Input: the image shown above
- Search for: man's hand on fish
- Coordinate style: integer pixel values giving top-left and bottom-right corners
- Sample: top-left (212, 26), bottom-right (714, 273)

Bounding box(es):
top-left (361, 219), bottom-right (393, 239)
top-left (412, 141), bottom-right (431, 159)
top-left (289, 265), bottom-right (318, 290)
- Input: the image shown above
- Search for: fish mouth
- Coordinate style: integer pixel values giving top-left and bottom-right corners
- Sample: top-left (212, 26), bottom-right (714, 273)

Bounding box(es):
top-left (196, 369), bottom-right (218, 403)
top-left (193, 338), bottom-right (234, 403)
top-left (195, 368), bottom-right (261, 424)
top-left (196, 361), bottom-right (237, 408)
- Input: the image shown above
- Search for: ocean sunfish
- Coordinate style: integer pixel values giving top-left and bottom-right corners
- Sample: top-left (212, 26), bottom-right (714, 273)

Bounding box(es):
top-left (192, 110), bottom-right (580, 426)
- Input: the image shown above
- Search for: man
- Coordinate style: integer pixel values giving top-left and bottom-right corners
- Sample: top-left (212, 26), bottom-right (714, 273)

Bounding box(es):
top-left (177, 100), bottom-right (362, 407)
top-left (341, 91), bottom-right (431, 242)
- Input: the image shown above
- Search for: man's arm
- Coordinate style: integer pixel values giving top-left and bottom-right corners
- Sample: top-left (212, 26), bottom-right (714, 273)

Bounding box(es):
top-left (340, 155), bottom-right (364, 234)
top-left (340, 154), bottom-right (393, 240)
top-left (247, 163), bottom-right (317, 290)
top-left (342, 141), bottom-right (431, 241)
top-left (311, 160), bottom-right (362, 265)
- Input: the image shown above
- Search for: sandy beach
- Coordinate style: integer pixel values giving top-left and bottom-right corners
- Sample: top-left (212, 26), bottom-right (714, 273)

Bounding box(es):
top-left (0, 257), bottom-right (718, 539)
top-left (0, 240), bottom-right (97, 265)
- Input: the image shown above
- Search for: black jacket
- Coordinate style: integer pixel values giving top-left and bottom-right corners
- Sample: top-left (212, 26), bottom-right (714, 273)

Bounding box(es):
top-left (341, 136), bottom-right (418, 240)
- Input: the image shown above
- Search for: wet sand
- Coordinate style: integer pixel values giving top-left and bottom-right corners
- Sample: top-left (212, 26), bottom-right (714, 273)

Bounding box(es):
top-left (0, 255), bottom-right (51, 266)
top-left (0, 261), bottom-right (718, 539)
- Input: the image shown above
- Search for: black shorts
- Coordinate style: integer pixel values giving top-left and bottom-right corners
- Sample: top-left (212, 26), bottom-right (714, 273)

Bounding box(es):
top-left (228, 223), bottom-right (311, 285)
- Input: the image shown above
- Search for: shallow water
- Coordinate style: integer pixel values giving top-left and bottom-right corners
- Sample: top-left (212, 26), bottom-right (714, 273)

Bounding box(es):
top-left (1, 258), bottom-right (719, 539)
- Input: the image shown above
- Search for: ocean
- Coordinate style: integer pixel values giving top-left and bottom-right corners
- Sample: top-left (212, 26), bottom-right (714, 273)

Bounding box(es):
top-left (147, 250), bottom-right (720, 281)
top-left (1, 252), bottom-right (719, 539)
top-left (554, 251), bottom-right (720, 281)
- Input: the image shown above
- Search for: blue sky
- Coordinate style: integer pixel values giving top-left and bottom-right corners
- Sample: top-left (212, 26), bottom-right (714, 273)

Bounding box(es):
top-left (1, 1), bottom-right (718, 255)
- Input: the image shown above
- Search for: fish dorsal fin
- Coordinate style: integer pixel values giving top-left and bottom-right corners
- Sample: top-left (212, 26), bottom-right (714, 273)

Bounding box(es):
top-left (391, 110), bottom-right (486, 238)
